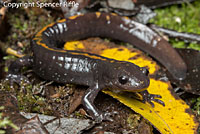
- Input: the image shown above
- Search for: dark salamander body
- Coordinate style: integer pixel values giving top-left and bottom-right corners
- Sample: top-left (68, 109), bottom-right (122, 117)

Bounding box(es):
top-left (8, 12), bottom-right (186, 122)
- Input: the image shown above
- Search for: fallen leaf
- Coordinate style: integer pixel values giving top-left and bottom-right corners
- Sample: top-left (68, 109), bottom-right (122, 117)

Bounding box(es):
top-left (64, 38), bottom-right (199, 134)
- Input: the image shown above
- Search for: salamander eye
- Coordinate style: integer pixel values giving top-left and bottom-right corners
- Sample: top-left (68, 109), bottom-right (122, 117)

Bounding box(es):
top-left (118, 76), bottom-right (128, 85)
top-left (141, 67), bottom-right (149, 76)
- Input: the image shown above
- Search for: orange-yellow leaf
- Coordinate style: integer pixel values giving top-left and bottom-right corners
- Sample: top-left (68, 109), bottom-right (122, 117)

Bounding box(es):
top-left (64, 39), bottom-right (199, 134)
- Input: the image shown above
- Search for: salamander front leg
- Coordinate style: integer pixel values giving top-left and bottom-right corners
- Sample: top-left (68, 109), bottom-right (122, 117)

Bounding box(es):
top-left (140, 90), bottom-right (165, 107)
top-left (82, 83), bottom-right (105, 123)
top-left (6, 56), bottom-right (33, 85)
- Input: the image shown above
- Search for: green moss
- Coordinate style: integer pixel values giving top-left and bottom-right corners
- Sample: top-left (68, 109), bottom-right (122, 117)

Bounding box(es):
top-left (2, 4), bottom-right (61, 115)
top-left (6, 3), bottom-right (56, 52)
top-left (127, 114), bottom-right (141, 129)
top-left (150, 1), bottom-right (200, 50)
top-left (192, 97), bottom-right (200, 115)
top-left (0, 107), bottom-right (18, 133)
top-left (191, 97), bottom-right (200, 124)
top-left (16, 83), bottom-right (51, 114)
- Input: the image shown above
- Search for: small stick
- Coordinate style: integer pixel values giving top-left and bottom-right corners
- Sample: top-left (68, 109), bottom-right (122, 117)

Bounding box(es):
top-left (149, 24), bottom-right (200, 44)
top-left (6, 47), bottom-right (25, 58)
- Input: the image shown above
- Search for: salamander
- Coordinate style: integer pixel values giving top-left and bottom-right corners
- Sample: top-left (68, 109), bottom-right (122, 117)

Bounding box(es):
top-left (7, 12), bottom-right (186, 122)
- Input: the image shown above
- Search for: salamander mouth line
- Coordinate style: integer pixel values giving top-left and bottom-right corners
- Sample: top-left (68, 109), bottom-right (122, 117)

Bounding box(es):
top-left (111, 83), bottom-right (148, 92)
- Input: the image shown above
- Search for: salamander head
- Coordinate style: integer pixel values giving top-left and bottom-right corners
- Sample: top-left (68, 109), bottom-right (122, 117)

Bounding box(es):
top-left (106, 62), bottom-right (150, 92)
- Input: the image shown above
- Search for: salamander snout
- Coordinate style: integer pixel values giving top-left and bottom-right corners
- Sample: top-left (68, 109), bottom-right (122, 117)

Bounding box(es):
top-left (108, 62), bottom-right (150, 92)
top-left (141, 67), bottom-right (149, 76)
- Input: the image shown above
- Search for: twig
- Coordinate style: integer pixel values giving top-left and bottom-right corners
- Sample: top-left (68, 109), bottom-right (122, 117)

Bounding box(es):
top-left (149, 24), bottom-right (200, 44)
top-left (6, 47), bottom-right (25, 58)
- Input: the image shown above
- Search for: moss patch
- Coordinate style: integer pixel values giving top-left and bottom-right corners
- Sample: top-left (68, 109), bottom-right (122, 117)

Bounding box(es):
top-left (150, 1), bottom-right (200, 50)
